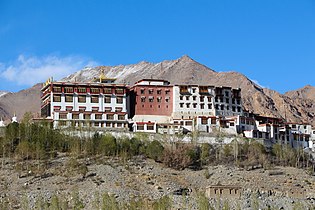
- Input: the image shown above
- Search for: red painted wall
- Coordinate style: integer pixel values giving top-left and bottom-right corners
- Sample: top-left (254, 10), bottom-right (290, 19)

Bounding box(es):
top-left (134, 85), bottom-right (173, 116)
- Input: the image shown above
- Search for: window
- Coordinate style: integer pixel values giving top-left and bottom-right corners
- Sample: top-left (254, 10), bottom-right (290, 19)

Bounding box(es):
top-left (53, 87), bottom-right (62, 93)
top-left (192, 88), bottom-right (196, 93)
top-left (65, 95), bottom-right (73, 102)
top-left (237, 99), bottom-right (241, 105)
top-left (107, 114), bottom-right (114, 120)
top-left (141, 97), bottom-right (146, 102)
top-left (116, 96), bottom-right (123, 104)
top-left (78, 87), bottom-right (86, 93)
top-left (180, 96), bottom-right (183, 100)
top-left (157, 97), bottom-right (162, 103)
top-left (72, 114), bottom-right (79, 119)
top-left (211, 118), bottom-right (216, 124)
top-left (180, 103), bottom-right (184, 108)
top-left (208, 104), bottom-right (212, 109)
top-left (115, 88), bottom-right (124, 94)
top-left (105, 96), bottom-right (111, 103)
top-left (232, 99), bottom-right (235, 104)
top-left (140, 89), bottom-right (145, 94)
top-left (105, 107), bottom-right (111, 112)
top-left (200, 104), bottom-right (204, 109)
top-left (91, 96), bottom-right (99, 103)
top-left (91, 88), bottom-right (99, 94)
top-left (94, 122), bottom-right (100, 127)
top-left (185, 121), bottom-right (192, 126)
top-left (65, 87), bottom-right (73, 93)
top-left (137, 124), bottom-right (144, 130)
top-left (237, 107), bottom-right (241, 112)
top-left (207, 96), bottom-right (211, 102)
top-left (185, 96), bottom-right (190, 100)
top-left (147, 125), bottom-right (154, 130)
top-left (165, 97), bottom-right (170, 103)
top-left (193, 96), bottom-right (197, 101)
top-left (165, 89), bottom-right (170, 94)
top-left (118, 115), bottom-right (125, 120)
top-left (226, 98), bottom-right (229, 103)
top-left (201, 118), bottom-right (208, 125)
top-left (78, 95), bottom-right (86, 103)
top-left (200, 96), bottom-right (204, 102)
top-left (230, 122), bottom-right (235, 126)
top-left (225, 91), bottom-right (229, 97)
top-left (148, 89), bottom-right (154, 94)
top-left (193, 103), bottom-right (197, 108)
top-left (115, 107), bottom-right (123, 112)
top-left (84, 114), bottom-right (91, 120)
top-left (157, 89), bottom-right (162, 95)
top-left (232, 106), bottom-right (236, 112)
top-left (199, 86), bottom-right (208, 94)
top-left (221, 105), bottom-right (224, 110)
top-left (59, 113), bottom-right (67, 119)
top-left (95, 114), bottom-right (102, 119)
top-left (186, 103), bottom-right (190, 108)
top-left (104, 88), bottom-right (112, 94)
top-left (149, 97), bottom-right (154, 103)
top-left (53, 95), bottom-right (61, 102)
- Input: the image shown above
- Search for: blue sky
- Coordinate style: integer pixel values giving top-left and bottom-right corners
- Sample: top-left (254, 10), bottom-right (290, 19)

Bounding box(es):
top-left (0, 0), bottom-right (314, 93)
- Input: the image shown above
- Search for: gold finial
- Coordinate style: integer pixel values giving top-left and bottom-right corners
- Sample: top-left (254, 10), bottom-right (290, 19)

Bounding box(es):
top-left (99, 66), bottom-right (106, 82)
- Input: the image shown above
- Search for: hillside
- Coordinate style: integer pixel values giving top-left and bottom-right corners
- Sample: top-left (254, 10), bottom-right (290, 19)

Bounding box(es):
top-left (0, 55), bottom-right (314, 126)
top-left (0, 84), bottom-right (41, 121)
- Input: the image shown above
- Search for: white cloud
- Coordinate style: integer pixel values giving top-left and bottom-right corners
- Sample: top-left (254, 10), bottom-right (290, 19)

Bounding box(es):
top-left (0, 54), bottom-right (98, 86)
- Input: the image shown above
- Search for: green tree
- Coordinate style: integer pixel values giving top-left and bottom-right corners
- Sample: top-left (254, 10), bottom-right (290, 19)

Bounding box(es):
top-left (146, 140), bottom-right (164, 162)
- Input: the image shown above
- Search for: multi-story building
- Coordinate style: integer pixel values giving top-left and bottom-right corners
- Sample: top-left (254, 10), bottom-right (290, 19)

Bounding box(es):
top-left (214, 87), bottom-right (242, 116)
top-left (128, 79), bottom-right (173, 133)
top-left (41, 75), bottom-right (129, 130)
top-left (129, 79), bottom-right (243, 134)
top-left (286, 123), bottom-right (311, 148)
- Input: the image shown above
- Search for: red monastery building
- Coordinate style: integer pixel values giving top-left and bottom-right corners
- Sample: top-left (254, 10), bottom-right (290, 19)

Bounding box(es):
top-left (129, 79), bottom-right (173, 133)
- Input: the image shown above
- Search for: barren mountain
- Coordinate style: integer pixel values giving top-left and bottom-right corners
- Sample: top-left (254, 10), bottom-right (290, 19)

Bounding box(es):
top-left (0, 84), bottom-right (41, 122)
top-left (0, 91), bottom-right (9, 98)
top-left (0, 55), bottom-right (314, 126)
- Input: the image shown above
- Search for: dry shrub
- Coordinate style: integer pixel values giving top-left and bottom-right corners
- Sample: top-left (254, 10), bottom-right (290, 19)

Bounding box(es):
top-left (162, 143), bottom-right (195, 170)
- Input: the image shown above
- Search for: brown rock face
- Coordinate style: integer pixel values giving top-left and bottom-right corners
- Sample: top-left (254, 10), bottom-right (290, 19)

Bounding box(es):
top-left (0, 84), bottom-right (41, 122)
top-left (0, 56), bottom-right (314, 126)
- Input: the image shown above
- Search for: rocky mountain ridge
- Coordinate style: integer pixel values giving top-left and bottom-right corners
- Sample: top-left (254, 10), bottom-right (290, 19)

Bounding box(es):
top-left (0, 91), bottom-right (9, 98)
top-left (0, 55), bottom-right (314, 126)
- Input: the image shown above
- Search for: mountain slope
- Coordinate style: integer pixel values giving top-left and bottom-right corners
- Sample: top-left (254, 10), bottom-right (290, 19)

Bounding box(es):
top-left (0, 84), bottom-right (41, 121)
top-left (0, 56), bottom-right (314, 126)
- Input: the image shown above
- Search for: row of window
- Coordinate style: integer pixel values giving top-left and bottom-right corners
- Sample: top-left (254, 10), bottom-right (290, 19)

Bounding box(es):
top-left (140, 96), bottom-right (170, 103)
top-left (179, 86), bottom-right (210, 94)
top-left (215, 104), bottom-right (242, 112)
top-left (179, 103), bottom-right (212, 109)
top-left (53, 95), bottom-right (124, 103)
top-left (53, 87), bottom-right (124, 94)
top-left (58, 121), bottom-right (127, 128)
top-left (215, 97), bottom-right (241, 104)
top-left (140, 104), bottom-right (169, 109)
top-left (58, 113), bottom-right (126, 120)
top-left (179, 95), bottom-right (212, 102)
top-left (140, 89), bottom-right (170, 95)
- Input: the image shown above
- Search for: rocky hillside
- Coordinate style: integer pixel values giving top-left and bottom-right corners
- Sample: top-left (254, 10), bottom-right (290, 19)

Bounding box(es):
top-left (0, 84), bottom-right (41, 121)
top-left (0, 91), bottom-right (9, 98)
top-left (0, 55), bottom-right (314, 126)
